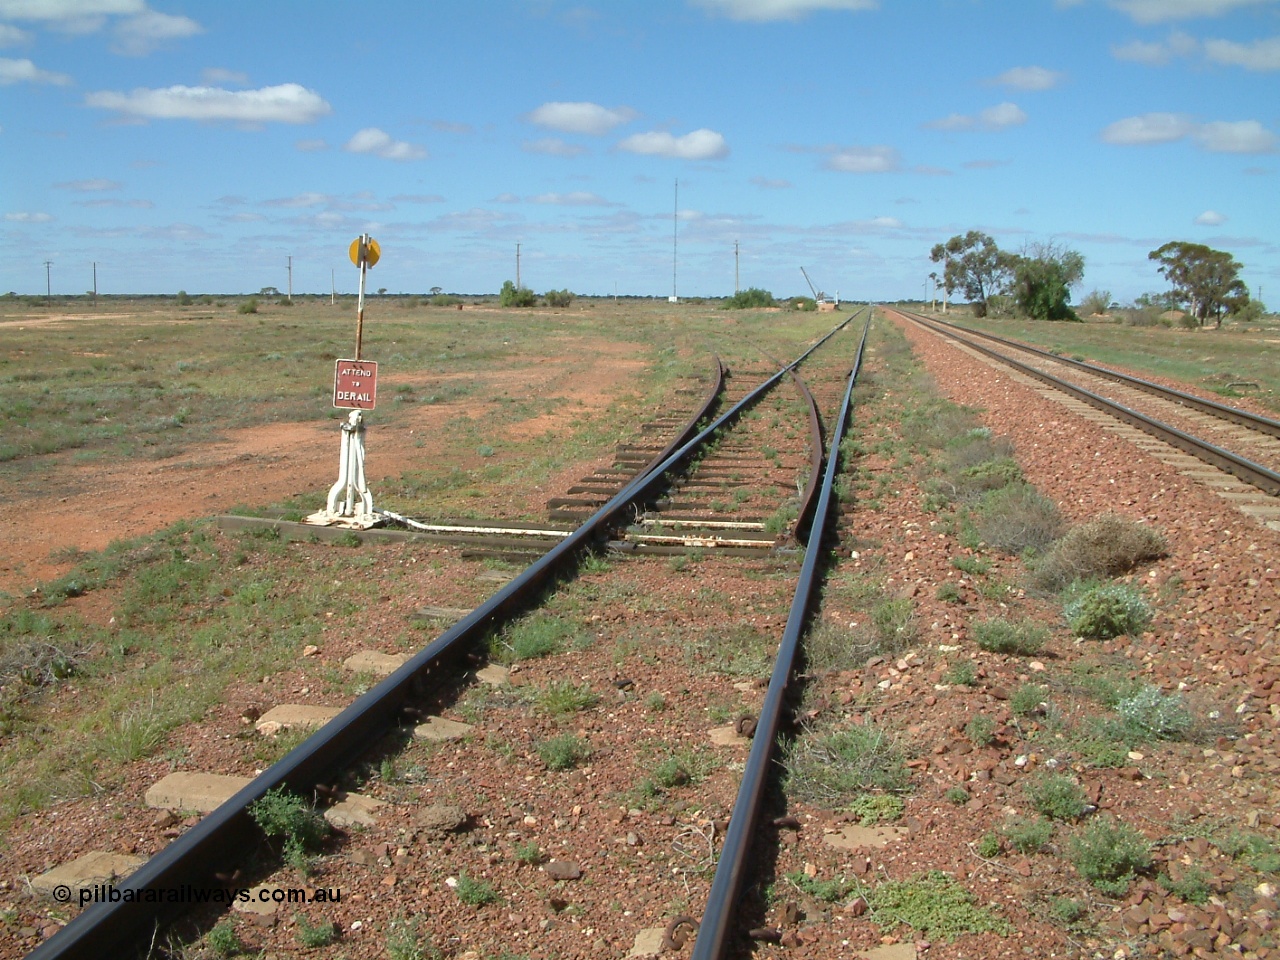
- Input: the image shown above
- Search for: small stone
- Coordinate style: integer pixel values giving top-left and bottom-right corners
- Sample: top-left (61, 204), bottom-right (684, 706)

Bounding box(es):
top-left (302, 644), bottom-right (320, 657)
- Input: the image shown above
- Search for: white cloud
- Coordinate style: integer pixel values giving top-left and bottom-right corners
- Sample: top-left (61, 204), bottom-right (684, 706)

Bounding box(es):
top-left (344, 127), bottom-right (426, 160)
top-left (1195, 210), bottom-right (1227, 225)
top-left (523, 137), bottom-right (587, 157)
top-left (529, 191), bottom-right (615, 206)
top-left (1108, 0), bottom-right (1274, 23)
top-left (294, 138), bottom-right (327, 152)
top-left (0, 0), bottom-right (144, 19)
top-left (75, 197), bottom-right (152, 208)
top-left (55, 178), bottom-right (121, 190)
top-left (0, 56), bottom-right (71, 84)
top-left (617, 128), bottom-right (729, 160)
top-left (1099, 112), bottom-right (1195, 144)
top-left (492, 193), bottom-right (520, 204)
top-left (991, 66), bottom-right (1064, 90)
top-left (693, 0), bottom-right (877, 21)
top-left (824, 144), bottom-right (900, 173)
top-left (4, 211), bottom-right (54, 221)
top-left (202, 67), bottom-right (249, 86)
top-left (1196, 119), bottom-right (1277, 152)
top-left (527, 101), bottom-right (636, 136)
top-left (1101, 113), bottom-right (1277, 152)
top-left (263, 192), bottom-right (330, 208)
top-left (1204, 36), bottom-right (1280, 70)
top-left (111, 10), bottom-right (200, 55)
top-left (750, 176), bottom-right (792, 188)
top-left (926, 102), bottom-right (1026, 131)
top-left (0, 23), bottom-right (31, 45)
top-left (86, 83), bottom-right (332, 123)
top-left (1111, 30), bottom-right (1198, 64)
top-left (390, 194), bottom-right (444, 204)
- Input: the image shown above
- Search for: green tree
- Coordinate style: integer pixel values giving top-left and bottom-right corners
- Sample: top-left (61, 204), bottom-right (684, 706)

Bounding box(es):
top-left (929, 231), bottom-right (1015, 316)
top-left (544, 288), bottom-right (575, 307)
top-left (1009, 242), bottom-right (1085, 322)
top-left (1148, 241), bottom-right (1249, 329)
top-left (499, 280), bottom-right (536, 307)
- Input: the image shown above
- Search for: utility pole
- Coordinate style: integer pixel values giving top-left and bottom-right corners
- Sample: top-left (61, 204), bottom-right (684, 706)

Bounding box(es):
top-left (331, 269), bottom-right (336, 306)
top-left (287, 256), bottom-right (293, 303)
top-left (44, 260), bottom-right (53, 306)
top-left (671, 178), bottom-right (678, 302)
top-left (516, 242), bottom-right (521, 289)
top-left (92, 262), bottom-right (97, 307)
top-left (734, 240), bottom-right (739, 294)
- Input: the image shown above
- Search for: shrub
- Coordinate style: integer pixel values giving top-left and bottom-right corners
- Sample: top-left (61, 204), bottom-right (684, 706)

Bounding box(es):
top-left (455, 873), bottom-right (500, 906)
top-left (1159, 865), bottom-right (1211, 904)
top-left (544, 288), bottom-right (574, 307)
top-left (1010, 683), bottom-right (1049, 716)
top-left (965, 714), bottom-right (996, 746)
top-left (846, 793), bottom-right (905, 825)
top-left (790, 296), bottom-right (817, 311)
top-left (871, 597), bottom-right (917, 649)
top-left (1068, 816), bottom-right (1152, 895)
top-left (974, 483), bottom-right (1064, 555)
top-left (249, 787), bottom-right (330, 872)
top-left (1003, 816), bottom-right (1054, 854)
top-left (785, 721), bottom-right (909, 803)
top-left (533, 680), bottom-right (598, 717)
top-left (1064, 583), bottom-right (1152, 639)
top-left (723, 287), bottom-right (775, 309)
top-left (1080, 289), bottom-right (1111, 317)
top-left (206, 920), bottom-right (243, 958)
top-left (944, 660), bottom-right (978, 687)
top-left (1025, 773), bottom-right (1086, 821)
top-left (538, 734), bottom-right (590, 771)
top-left (238, 298), bottom-right (258, 314)
top-left (936, 582), bottom-right (963, 604)
top-left (176, 289), bottom-right (192, 306)
top-left (976, 833), bottom-right (1001, 857)
top-left (1034, 515), bottom-right (1167, 591)
top-left (430, 293), bottom-right (462, 306)
top-left (295, 916), bottom-right (337, 947)
top-left (974, 618), bottom-right (1049, 656)
top-left (1115, 684), bottom-right (1192, 741)
top-left (945, 786), bottom-right (970, 805)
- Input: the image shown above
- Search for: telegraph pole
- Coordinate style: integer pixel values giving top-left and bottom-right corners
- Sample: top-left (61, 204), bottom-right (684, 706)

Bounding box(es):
top-left (287, 256), bottom-right (293, 303)
top-left (516, 242), bottom-right (521, 289)
top-left (92, 262), bottom-right (97, 307)
top-left (734, 240), bottom-right (740, 294)
top-left (44, 260), bottom-right (53, 306)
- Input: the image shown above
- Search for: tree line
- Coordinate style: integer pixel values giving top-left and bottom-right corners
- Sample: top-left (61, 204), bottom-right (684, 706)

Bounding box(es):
top-left (929, 232), bottom-right (1257, 328)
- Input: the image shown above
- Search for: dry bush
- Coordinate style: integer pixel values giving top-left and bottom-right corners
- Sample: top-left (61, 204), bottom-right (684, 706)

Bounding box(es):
top-left (1034, 515), bottom-right (1167, 591)
top-left (974, 483), bottom-right (1065, 556)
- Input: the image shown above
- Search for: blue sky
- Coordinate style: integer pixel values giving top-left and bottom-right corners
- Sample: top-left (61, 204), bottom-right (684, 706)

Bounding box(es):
top-left (2, 0), bottom-right (1277, 303)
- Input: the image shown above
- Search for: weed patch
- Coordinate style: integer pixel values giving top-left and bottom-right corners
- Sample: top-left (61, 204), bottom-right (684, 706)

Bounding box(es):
top-left (538, 734), bottom-right (590, 771)
top-left (1025, 773), bottom-right (1087, 821)
top-left (867, 871), bottom-right (1011, 940)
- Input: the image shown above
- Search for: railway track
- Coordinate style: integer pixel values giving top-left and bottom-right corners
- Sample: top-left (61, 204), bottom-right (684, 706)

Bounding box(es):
top-left (28, 311), bottom-right (872, 960)
top-left (886, 307), bottom-right (1280, 530)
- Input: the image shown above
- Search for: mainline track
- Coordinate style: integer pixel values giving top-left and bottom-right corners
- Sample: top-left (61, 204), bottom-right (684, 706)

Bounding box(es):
top-left (888, 308), bottom-right (1280, 505)
top-left (30, 310), bottom-right (869, 960)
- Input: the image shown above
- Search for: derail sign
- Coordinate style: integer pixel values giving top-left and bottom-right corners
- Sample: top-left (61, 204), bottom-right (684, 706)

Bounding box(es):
top-left (333, 359), bottom-right (378, 410)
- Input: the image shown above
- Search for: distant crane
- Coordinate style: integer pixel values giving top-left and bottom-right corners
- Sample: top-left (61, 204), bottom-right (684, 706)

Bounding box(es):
top-left (800, 267), bottom-right (838, 309)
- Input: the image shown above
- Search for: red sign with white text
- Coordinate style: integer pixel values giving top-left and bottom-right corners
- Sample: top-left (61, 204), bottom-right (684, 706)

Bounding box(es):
top-left (333, 359), bottom-right (378, 410)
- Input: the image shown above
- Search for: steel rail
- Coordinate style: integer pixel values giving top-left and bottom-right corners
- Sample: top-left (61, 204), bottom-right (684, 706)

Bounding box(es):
top-left (690, 315), bottom-right (873, 960)
top-left (889, 308), bottom-right (1280, 497)
top-left (30, 315), bottom-right (862, 960)
top-left (901, 308), bottom-right (1280, 439)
